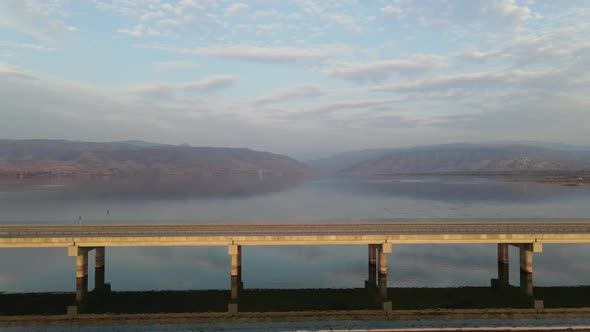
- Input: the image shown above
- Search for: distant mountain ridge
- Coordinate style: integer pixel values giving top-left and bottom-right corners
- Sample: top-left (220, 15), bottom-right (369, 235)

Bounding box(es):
top-left (0, 139), bottom-right (310, 177)
top-left (311, 143), bottom-right (590, 175)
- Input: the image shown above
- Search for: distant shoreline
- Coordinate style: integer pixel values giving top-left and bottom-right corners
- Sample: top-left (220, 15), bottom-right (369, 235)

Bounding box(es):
top-left (359, 170), bottom-right (590, 177)
top-left (342, 171), bottom-right (590, 186)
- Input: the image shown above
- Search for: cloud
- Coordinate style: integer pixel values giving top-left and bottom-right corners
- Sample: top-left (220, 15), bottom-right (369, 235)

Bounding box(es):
top-left (380, 5), bottom-right (402, 17)
top-left (488, 0), bottom-right (532, 23)
top-left (326, 55), bottom-right (448, 83)
top-left (118, 24), bottom-right (146, 38)
top-left (251, 83), bottom-right (328, 106)
top-left (357, 114), bottom-right (418, 129)
top-left (136, 44), bottom-right (350, 64)
top-left (0, 0), bottom-right (71, 41)
top-left (0, 69), bottom-right (280, 150)
top-left (0, 63), bottom-right (38, 80)
top-left (323, 14), bottom-right (361, 32)
top-left (197, 45), bottom-right (349, 64)
top-left (224, 3), bottom-right (249, 17)
top-left (370, 69), bottom-right (560, 93)
top-left (424, 93), bottom-right (590, 144)
top-left (140, 11), bottom-right (166, 22)
top-left (381, 0), bottom-right (532, 32)
top-left (285, 98), bottom-right (404, 120)
top-left (96, 0), bottom-right (219, 38)
top-left (455, 32), bottom-right (590, 67)
top-left (456, 49), bottom-right (501, 62)
top-left (152, 60), bottom-right (200, 73)
top-left (0, 41), bottom-right (55, 52)
top-left (124, 75), bottom-right (238, 100)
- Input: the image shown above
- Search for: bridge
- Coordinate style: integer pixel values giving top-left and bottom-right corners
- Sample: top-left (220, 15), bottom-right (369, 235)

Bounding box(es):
top-left (2, 221), bottom-right (590, 314)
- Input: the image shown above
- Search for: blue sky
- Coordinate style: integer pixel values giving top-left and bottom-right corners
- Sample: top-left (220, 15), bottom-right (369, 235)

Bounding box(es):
top-left (1, 0), bottom-right (589, 157)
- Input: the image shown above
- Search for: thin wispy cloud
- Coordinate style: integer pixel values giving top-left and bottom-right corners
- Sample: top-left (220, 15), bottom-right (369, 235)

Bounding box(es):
top-left (134, 44), bottom-right (351, 65)
top-left (152, 60), bottom-right (200, 73)
top-left (251, 84), bottom-right (328, 106)
top-left (326, 55), bottom-right (448, 83)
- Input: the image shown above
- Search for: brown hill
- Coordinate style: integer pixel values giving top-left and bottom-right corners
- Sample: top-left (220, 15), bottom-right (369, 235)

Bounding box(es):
top-left (0, 139), bottom-right (310, 177)
top-left (341, 144), bottom-right (590, 175)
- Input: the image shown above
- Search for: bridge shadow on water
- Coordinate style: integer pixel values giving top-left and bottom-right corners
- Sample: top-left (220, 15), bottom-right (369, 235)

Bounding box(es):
top-left (3, 276), bottom-right (590, 324)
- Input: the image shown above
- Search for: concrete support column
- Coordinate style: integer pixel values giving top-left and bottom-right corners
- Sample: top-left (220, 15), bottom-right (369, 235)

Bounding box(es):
top-left (497, 244), bottom-right (509, 285)
top-left (519, 243), bottom-right (533, 274)
top-left (76, 251), bottom-right (88, 279)
top-left (498, 244), bottom-right (509, 264)
top-left (379, 249), bottom-right (387, 275)
top-left (231, 276), bottom-right (240, 301)
top-left (237, 245), bottom-right (242, 277)
top-left (95, 247), bottom-right (105, 291)
top-left (365, 244), bottom-right (377, 288)
top-left (228, 276), bottom-right (239, 315)
top-left (378, 274), bottom-right (392, 312)
top-left (369, 244), bottom-right (377, 266)
top-left (378, 274), bottom-right (388, 300)
top-left (76, 277), bottom-right (88, 303)
top-left (498, 262), bottom-right (509, 286)
top-left (228, 244), bottom-right (241, 277)
top-left (228, 245), bottom-right (241, 315)
top-left (75, 250), bottom-right (88, 303)
top-left (378, 243), bottom-right (392, 276)
top-left (520, 271), bottom-right (534, 297)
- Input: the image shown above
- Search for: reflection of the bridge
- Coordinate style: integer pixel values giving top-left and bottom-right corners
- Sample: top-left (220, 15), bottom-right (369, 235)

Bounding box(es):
top-left (4, 278), bottom-right (590, 325)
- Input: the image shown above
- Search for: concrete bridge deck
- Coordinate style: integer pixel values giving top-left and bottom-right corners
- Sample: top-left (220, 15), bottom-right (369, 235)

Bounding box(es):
top-left (2, 221), bottom-right (590, 247)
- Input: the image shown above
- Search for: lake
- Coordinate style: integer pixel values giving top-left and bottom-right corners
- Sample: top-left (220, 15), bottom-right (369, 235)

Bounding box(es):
top-left (1, 175), bottom-right (590, 330)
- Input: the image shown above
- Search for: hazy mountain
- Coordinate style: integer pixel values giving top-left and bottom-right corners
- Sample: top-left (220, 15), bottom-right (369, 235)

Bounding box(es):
top-left (308, 148), bottom-right (404, 175)
top-left (0, 139), bottom-right (310, 176)
top-left (313, 143), bottom-right (590, 175)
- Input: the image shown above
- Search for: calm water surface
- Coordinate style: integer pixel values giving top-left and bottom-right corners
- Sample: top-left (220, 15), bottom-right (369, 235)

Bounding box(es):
top-left (1, 175), bottom-right (590, 329)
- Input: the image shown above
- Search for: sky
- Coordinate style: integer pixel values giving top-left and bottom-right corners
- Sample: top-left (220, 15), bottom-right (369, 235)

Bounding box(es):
top-left (0, 0), bottom-right (589, 158)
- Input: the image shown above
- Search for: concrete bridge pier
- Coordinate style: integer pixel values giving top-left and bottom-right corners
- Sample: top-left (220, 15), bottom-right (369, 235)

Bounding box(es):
top-left (369, 244), bottom-right (377, 266)
top-left (520, 271), bottom-right (534, 297)
top-left (228, 244), bottom-right (242, 314)
top-left (228, 244), bottom-right (241, 278)
top-left (378, 243), bottom-right (392, 276)
top-left (377, 243), bottom-right (392, 311)
top-left (68, 246), bottom-right (93, 303)
top-left (95, 247), bottom-right (107, 292)
top-left (365, 244), bottom-right (377, 288)
top-left (378, 274), bottom-right (388, 300)
top-left (230, 276), bottom-right (240, 301)
top-left (518, 242), bottom-right (541, 273)
top-left (238, 245), bottom-right (244, 290)
top-left (517, 243), bottom-right (541, 296)
top-left (378, 274), bottom-right (392, 311)
top-left (497, 244), bottom-right (509, 285)
top-left (228, 277), bottom-right (239, 314)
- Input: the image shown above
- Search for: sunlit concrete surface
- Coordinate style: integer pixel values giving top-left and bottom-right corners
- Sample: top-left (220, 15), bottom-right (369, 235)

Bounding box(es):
top-left (1, 221), bottom-right (590, 247)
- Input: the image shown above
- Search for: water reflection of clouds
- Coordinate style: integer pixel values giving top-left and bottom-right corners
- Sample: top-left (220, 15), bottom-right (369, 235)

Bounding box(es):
top-left (2, 176), bottom-right (590, 223)
top-left (0, 176), bottom-right (307, 202)
top-left (324, 177), bottom-right (590, 204)
top-left (1, 243), bottom-right (590, 292)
